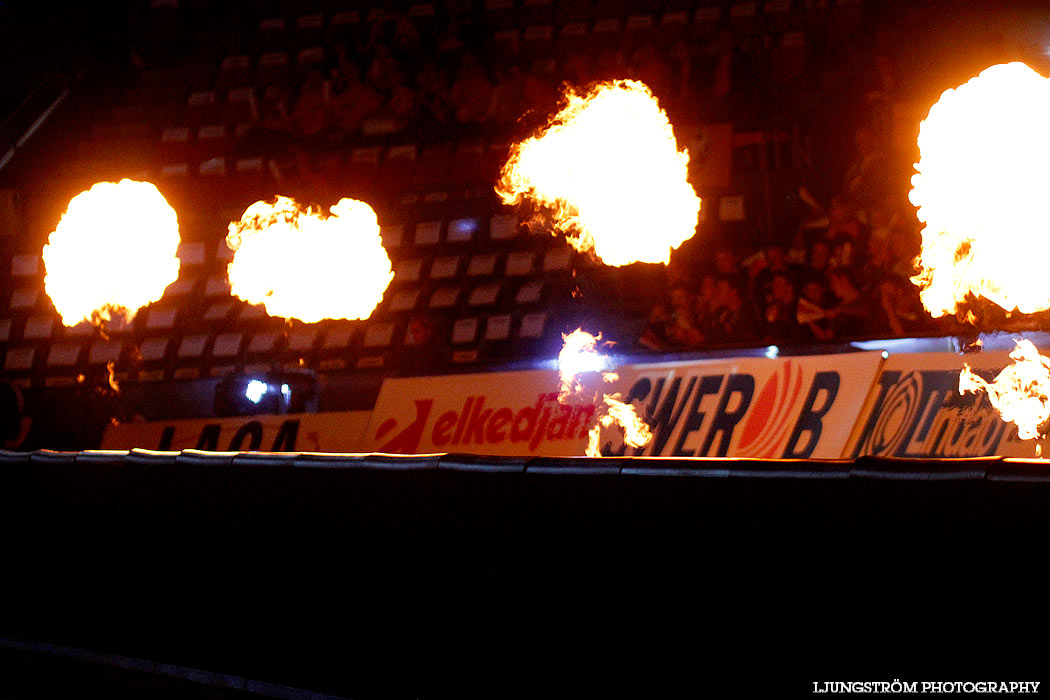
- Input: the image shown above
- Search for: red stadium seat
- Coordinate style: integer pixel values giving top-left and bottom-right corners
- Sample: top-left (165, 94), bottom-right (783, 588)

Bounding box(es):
top-left (387, 288), bottom-right (422, 314)
top-left (468, 282), bottom-right (502, 308)
top-left (294, 14), bottom-right (324, 48)
top-left (186, 91), bottom-right (219, 129)
top-left (504, 251), bottom-right (536, 277)
top-left (483, 313), bottom-right (512, 342)
top-left (144, 306), bottom-right (178, 331)
top-left (212, 332), bottom-right (244, 360)
top-left (450, 317), bottom-right (478, 344)
top-left (428, 285), bottom-right (462, 309)
top-left (429, 255), bottom-right (462, 281)
top-left (466, 253), bottom-right (499, 278)
top-left (159, 127), bottom-right (191, 163)
top-left (484, 0), bottom-right (518, 30)
top-left (518, 310), bottom-right (548, 339)
top-left (413, 220), bottom-right (443, 247)
top-left (363, 322), bottom-right (395, 349)
top-left (216, 56), bottom-right (252, 92)
top-left (378, 145), bottom-right (418, 196)
top-left (88, 340), bottom-right (122, 367)
top-left (691, 5), bottom-right (723, 40)
top-left (22, 315), bottom-right (54, 341)
top-left (393, 258), bottom-right (426, 285)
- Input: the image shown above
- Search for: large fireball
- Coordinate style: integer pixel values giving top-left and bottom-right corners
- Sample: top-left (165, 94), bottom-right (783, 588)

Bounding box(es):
top-left (42, 179), bottom-right (181, 326)
top-left (910, 62), bottom-right (1050, 318)
top-left (497, 79), bottom-right (701, 267)
top-left (226, 196), bottom-right (393, 323)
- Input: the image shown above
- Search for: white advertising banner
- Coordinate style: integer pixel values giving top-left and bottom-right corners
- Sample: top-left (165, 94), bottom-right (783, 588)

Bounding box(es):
top-left (363, 352), bottom-right (884, 458)
top-left (609, 352), bottom-right (883, 458)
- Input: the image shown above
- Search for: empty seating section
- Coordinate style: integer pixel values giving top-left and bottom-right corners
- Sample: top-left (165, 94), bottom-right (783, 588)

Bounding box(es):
top-left (0, 0), bottom-right (873, 387)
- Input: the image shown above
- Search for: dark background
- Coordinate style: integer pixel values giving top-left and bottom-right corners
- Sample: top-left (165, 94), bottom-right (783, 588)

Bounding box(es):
top-left (2, 452), bottom-right (1047, 697)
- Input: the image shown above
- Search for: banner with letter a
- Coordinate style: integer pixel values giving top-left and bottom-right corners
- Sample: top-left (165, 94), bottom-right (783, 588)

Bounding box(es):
top-left (101, 411), bottom-right (372, 453)
top-left (846, 351), bottom-right (1045, 458)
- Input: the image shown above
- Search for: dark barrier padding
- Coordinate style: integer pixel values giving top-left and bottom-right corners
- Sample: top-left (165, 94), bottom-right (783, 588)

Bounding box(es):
top-left (2, 451), bottom-right (1049, 697)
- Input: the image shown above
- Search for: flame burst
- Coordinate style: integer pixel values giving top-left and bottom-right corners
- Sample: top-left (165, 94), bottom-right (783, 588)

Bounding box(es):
top-left (558, 328), bottom-right (653, 457)
top-left (42, 180), bottom-right (181, 326)
top-left (910, 63), bottom-right (1050, 318)
top-left (960, 340), bottom-right (1050, 442)
top-left (497, 79), bottom-right (701, 266)
top-left (226, 196), bottom-right (393, 323)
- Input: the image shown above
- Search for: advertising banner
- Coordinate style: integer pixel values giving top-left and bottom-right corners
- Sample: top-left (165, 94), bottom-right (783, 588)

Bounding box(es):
top-left (610, 352), bottom-right (882, 458)
top-left (101, 411), bottom-right (372, 453)
top-left (846, 350), bottom-right (1044, 458)
top-left (363, 352), bottom-right (884, 458)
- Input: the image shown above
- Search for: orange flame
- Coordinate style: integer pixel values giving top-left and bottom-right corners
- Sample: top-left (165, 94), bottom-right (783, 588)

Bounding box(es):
top-left (42, 180), bottom-right (181, 326)
top-left (910, 63), bottom-right (1050, 318)
top-left (226, 196), bottom-right (393, 323)
top-left (960, 339), bottom-right (1050, 442)
top-left (557, 328), bottom-right (653, 457)
top-left (106, 361), bottom-right (120, 393)
top-left (497, 79), bottom-right (701, 266)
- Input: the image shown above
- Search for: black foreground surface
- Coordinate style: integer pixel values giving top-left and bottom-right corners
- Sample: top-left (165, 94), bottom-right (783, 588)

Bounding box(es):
top-left (1, 450), bottom-right (1048, 698)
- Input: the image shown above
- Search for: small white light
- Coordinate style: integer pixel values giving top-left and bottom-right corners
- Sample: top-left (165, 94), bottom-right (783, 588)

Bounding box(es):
top-left (281, 383), bottom-right (291, 402)
top-left (245, 379), bottom-right (267, 404)
top-left (882, 350), bottom-right (889, 359)
top-left (764, 345), bottom-right (779, 359)
top-left (560, 349), bottom-right (609, 376)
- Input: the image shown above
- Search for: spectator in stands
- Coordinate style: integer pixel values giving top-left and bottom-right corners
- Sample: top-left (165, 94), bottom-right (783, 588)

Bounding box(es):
top-left (434, 17), bottom-right (467, 60)
top-left (888, 229), bottom-right (920, 280)
top-left (236, 84), bottom-right (293, 158)
top-left (825, 268), bottom-right (876, 338)
top-left (710, 278), bottom-right (758, 344)
top-left (401, 314), bottom-right (439, 375)
top-left (803, 240), bottom-right (833, 287)
top-left (639, 301), bottom-right (674, 351)
top-left (866, 198), bottom-right (898, 247)
top-left (763, 273), bottom-right (801, 342)
top-left (367, 42), bottom-right (401, 92)
top-left (692, 274), bottom-right (720, 341)
top-left (291, 69), bottom-right (331, 141)
top-left (797, 279), bottom-right (834, 342)
top-left (450, 52), bottom-right (494, 126)
top-left (416, 58), bottom-right (452, 128)
top-left (391, 12), bottom-right (424, 62)
top-left (825, 196), bottom-right (864, 269)
top-left (713, 248), bottom-right (744, 291)
top-left (667, 285), bottom-right (704, 349)
top-left (485, 63), bottom-right (526, 126)
top-left (844, 126), bottom-right (889, 211)
top-left (860, 233), bottom-right (895, 292)
top-left (751, 244), bottom-right (800, 312)
top-left (880, 276), bottom-right (927, 338)
top-left (382, 66), bottom-right (420, 131)
top-left (330, 62), bottom-right (383, 137)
